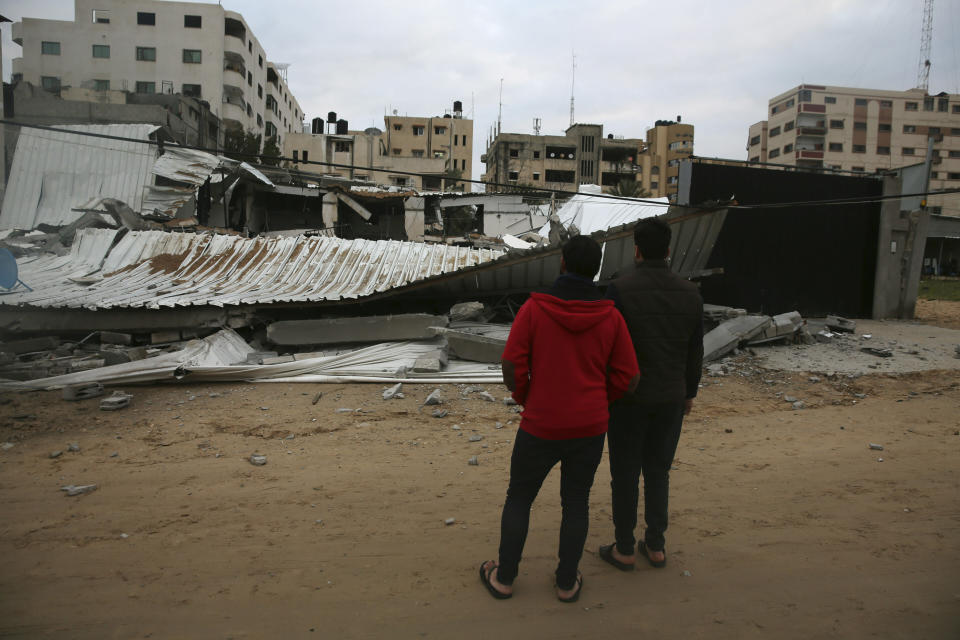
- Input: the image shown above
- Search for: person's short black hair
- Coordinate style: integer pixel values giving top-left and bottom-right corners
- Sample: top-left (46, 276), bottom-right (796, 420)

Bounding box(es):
top-left (633, 217), bottom-right (671, 260)
top-left (561, 235), bottom-right (602, 279)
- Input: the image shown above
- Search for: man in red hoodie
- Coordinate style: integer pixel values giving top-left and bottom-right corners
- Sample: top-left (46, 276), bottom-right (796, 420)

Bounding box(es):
top-left (479, 235), bottom-right (639, 603)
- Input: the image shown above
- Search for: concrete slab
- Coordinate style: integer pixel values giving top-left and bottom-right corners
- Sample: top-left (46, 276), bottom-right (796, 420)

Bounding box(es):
top-left (412, 348), bottom-right (449, 373)
top-left (825, 315), bottom-right (856, 333)
top-left (444, 330), bottom-right (506, 363)
top-left (267, 314), bottom-right (448, 346)
top-left (747, 311), bottom-right (803, 345)
top-left (704, 315), bottom-right (772, 361)
top-left (449, 302), bottom-right (486, 322)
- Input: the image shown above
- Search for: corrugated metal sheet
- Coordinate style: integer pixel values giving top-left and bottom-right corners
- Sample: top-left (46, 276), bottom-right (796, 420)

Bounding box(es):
top-left (539, 185), bottom-right (669, 237)
top-left (0, 124), bottom-right (160, 230)
top-left (6, 230), bottom-right (505, 310)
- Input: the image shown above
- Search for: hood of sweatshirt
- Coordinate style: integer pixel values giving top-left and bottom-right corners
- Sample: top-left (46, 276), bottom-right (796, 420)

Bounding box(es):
top-left (528, 292), bottom-right (616, 334)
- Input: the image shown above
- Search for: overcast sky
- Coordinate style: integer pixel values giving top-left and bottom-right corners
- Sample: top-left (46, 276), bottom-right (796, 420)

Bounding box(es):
top-left (3, 0), bottom-right (959, 180)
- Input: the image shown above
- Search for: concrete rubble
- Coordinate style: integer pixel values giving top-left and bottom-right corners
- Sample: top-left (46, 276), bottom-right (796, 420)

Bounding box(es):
top-left (266, 314), bottom-right (449, 346)
top-left (825, 315), bottom-right (856, 333)
top-left (703, 315), bottom-right (773, 362)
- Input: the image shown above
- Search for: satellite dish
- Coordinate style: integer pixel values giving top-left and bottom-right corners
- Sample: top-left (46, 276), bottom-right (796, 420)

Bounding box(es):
top-left (0, 248), bottom-right (32, 293)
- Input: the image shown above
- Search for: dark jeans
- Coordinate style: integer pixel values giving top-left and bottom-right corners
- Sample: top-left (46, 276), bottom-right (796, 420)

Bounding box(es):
top-left (607, 401), bottom-right (684, 555)
top-left (497, 428), bottom-right (605, 591)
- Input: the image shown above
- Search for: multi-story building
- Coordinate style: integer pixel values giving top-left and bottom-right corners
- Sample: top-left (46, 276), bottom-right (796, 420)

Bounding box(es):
top-left (284, 104), bottom-right (473, 191)
top-left (10, 0), bottom-right (302, 149)
top-left (481, 120), bottom-right (693, 201)
top-left (747, 84), bottom-right (960, 215)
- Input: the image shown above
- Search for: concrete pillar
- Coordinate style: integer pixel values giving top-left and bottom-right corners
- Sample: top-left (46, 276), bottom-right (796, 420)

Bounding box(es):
top-left (404, 196), bottom-right (425, 241)
top-left (322, 192), bottom-right (338, 230)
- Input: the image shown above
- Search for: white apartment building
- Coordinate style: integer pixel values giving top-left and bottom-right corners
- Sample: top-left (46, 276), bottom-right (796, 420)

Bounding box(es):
top-left (11, 0), bottom-right (303, 148)
top-left (747, 84), bottom-right (960, 216)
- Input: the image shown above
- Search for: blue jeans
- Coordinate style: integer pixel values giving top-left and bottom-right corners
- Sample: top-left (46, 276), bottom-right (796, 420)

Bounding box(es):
top-left (497, 428), bottom-right (605, 591)
top-left (607, 401), bottom-right (685, 554)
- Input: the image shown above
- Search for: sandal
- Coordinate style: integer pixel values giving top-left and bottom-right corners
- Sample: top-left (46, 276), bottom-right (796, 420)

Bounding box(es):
top-left (599, 543), bottom-right (634, 571)
top-left (639, 541), bottom-right (666, 568)
top-left (556, 573), bottom-right (583, 603)
top-left (479, 561), bottom-right (512, 600)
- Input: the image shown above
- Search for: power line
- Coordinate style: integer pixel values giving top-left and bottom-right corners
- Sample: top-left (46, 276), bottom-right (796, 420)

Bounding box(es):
top-left (2, 119), bottom-right (958, 212)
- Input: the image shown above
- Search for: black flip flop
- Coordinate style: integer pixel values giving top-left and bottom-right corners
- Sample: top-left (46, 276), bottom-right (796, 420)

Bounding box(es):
top-left (599, 543), bottom-right (634, 571)
top-left (557, 573), bottom-right (583, 603)
top-left (639, 541), bottom-right (666, 568)
top-left (479, 561), bottom-right (512, 600)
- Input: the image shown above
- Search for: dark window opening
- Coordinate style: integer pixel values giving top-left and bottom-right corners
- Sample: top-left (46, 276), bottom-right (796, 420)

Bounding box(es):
top-left (544, 169), bottom-right (575, 183)
top-left (137, 12), bottom-right (156, 25)
top-left (184, 15), bottom-right (201, 28)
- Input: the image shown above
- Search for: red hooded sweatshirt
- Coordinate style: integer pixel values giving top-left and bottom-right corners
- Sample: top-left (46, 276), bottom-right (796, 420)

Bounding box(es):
top-left (501, 292), bottom-right (639, 440)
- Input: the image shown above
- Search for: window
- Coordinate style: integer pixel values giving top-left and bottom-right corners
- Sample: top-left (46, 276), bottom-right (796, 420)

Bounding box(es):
top-left (785, 98), bottom-right (795, 108)
top-left (461, 159), bottom-right (466, 170)
top-left (650, 166), bottom-right (659, 175)
top-left (905, 101), bottom-right (918, 111)
top-left (948, 172), bottom-right (960, 180)
top-left (246, 104), bottom-right (252, 116)
top-left (854, 121), bottom-right (867, 130)
top-left (784, 121), bottom-right (794, 131)
top-left (825, 96), bottom-right (836, 104)
top-left (878, 123), bottom-right (891, 132)
top-left (136, 46), bottom-right (156, 61)
top-left (508, 171), bottom-right (519, 181)
top-left (258, 55), bottom-right (263, 68)
top-left (135, 81), bottom-right (156, 94)
top-left (929, 126), bottom-right (941, 134)
top-left (830, 119), bottom-right (844, 129)
top-left (768, 148), bottom-right (780, 158)
top-left (771, 105), bottom-right (779, 115)
top-left (903, 147), bottom-right (915, 155)
top-left (41, 41), bottom-right (60, 55)
top-left (92, 44), bottom-right (109, 58)
top-left (509, 149), bottom-right (519, 158)
top-left (532, 172), bottom-right (540, 181)
top-left (533, 150), bottom-right (540, 159)
top-left (182, 83), bottom-right (201, 97)
top-left (769, 126), bottom-right (781, 137)
top-left (182, 49), bottom-right (201, 63)
top-left (938, 97), bottom-right (949, 112)
top-left (256, 114), bottom-right (263, 127)
top-left (292, 150), bottom-right (298, 163)
top-left (783, 143), bottom-right (794, 153)
top-left (453, 136), bottom-right (458, 146)
top-left (852, 144), bottom-right (866, 153)
top-left (433, 150), bottom-right (445, 158)
top-left (302, 150), bottom-right (308, 162)
top-left (137, 12), bottom-right (155, 25)
top-left (247, 71), bottom-right (252, 86)
top-left (650, 181), bottom-right (659, 190)
top-left (392, 148), bottom-right (401, 155)
top-left (829, 142), bottom-right (843, 152)
top-left (953, 105), bottom-right (960, 114)
top-left (93, 79), bottom-right (110, 91)
top-left (40, 76), bottom-right (60, 92)
top-left (903, 124), bottom-right (916, 133)
top-left (924, 97), bottom-right (934, 111)
top-left (544, 169), bottom-right (575, 183)
top-left (92, 9), bottom-right (110, 23)
top-left (184, 15), bottom-right (201, 28)
top-left (750, 135), bottom-right (761, 146)
top-left (257, 84), bottom-right (262, 99)
top-left (412, 126), bottom-right (425, 136)
top-left (667, 176), bottom-right (678, 185)
top-left (949, 151), bottom-right (960, 158)
top-left (952, 128), bottom-right (960, 135)
top-left (749, 156), bottom-right (760, 162)
top-left (412, 150), bottom-right (424, 157)
top-left (799, 89), bottom-right (812, 102)
top-left (855, 98), bottom-right (867, 106)
top-left (248, 40), bottom-right (252, 53)
top-left (435, 126), bottom-right (446, 135)
top-left (880, 100), bottom-right (893, 108)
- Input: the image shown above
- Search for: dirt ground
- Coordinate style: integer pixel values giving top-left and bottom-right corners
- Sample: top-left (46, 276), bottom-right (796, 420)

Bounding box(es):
top-left (915, 298), bottom-right (960, 330)
top-left (2, 321), bottom-right (959, 639)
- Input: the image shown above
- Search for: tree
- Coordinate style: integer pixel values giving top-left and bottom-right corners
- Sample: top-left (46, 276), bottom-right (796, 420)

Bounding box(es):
top-left (261, 136), bottom-right (281, 166)
top-left (223, 128), bottom-right (262, 162)
top-left (608, 179), bottom-right (651, 199)
top-left (443, 168), bottom-right (463, 191)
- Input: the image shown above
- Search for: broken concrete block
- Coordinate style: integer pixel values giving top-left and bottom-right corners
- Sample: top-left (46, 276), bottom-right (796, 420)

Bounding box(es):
top-left (444, 330), bottom-right (506, 364)
top-left (475, 391), bottom-right (496, 402)
top-left (502, 397), bottom-right (517, 406)
top-left (703, 315), bottom-right (772, 362)
top-left (423, 389), bottom-right (444, 406)
top-left (467, 456), bottom-right (479, 466)
top-left (747, 311), bottom-right (803, 345)
top-left (61, 484), bottom-right (98, 496)
top-left (266, 314), bottom-right (449, 346)
top-left (259, 355), bottom-right (295, 365)
top-left (62, 382), bottom-right (104, 401)
top-left (99, 331), bottom-right (132, 346)
top-left (100, 391), bottom-right (132, 411)
top-left (382, 383), bottom-right (404, 400)
top-left (249, 454), bottom-right (267, 466)
top-left (702, 304), bottom-right (747, 321)
top-left (449, 302), bottom-right (486, 322)
top-left (861, 347), bottom-right (893, 358)
top-left (151, 330), bottom-right (180, 344)
top-left (825, 315), bottom-right (856, 333)
top-left (412, 349), bottom-right (449, 374)
top-left (815, 330), bottom-right (835, 343)
top-left (431, 408), bottom-right (448, 418)
top-left (869, 443), bottom-right (884, 451)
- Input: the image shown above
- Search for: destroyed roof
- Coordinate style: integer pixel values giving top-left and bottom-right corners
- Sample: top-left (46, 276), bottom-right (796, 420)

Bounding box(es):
top-left (539, 184), bottom-right (669, 237)
top-left (6, 229), bottom-right (505, 310)
top-left (0, 124), bottom-right (161, 230)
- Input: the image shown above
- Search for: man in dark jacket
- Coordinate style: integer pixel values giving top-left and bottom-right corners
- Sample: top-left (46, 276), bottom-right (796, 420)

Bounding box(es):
top-left (480, 235), bottom-right (639, 603)
top-left (598, 217), bottom-right (703, 571)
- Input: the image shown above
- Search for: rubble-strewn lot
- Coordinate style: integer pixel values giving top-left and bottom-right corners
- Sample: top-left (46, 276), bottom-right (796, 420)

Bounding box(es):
top-left (2, 319), bottom-right (959, 639)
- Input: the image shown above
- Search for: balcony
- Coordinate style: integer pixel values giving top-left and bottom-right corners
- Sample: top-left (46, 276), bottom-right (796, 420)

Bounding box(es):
top-left (797, 126), bottom-right (826, 136)
top-left (797, 150), bottom-right (823, 159)
top-left (11, 21), bottom-right (22, 45)
top-left (224, 52), bottom-right (246, 82)
top-left (800, 104), bottom-right (826, 113)
top-left (224, 17), bottom-right (246, 43)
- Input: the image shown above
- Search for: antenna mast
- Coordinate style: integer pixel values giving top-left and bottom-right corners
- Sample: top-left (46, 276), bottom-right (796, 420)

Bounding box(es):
top-left (569, 50), bottom-right (576, 126)
top-left (916, 0), bottom-right (933, 92)
top-left (497, 78), bottom-right (503, 135)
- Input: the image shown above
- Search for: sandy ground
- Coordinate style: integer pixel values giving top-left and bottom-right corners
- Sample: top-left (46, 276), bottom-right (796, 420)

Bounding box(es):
top-left (2, 321), bottom-right (959, 639)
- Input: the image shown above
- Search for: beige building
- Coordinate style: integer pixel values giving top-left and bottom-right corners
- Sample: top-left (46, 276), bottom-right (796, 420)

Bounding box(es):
top-left (10, 0), bottom-right (302, 148)
top-left (284, 105), bottom-right (473, 191)
top-left (747, 84), bottom-right (960, 215)
top-left (481, 120), bottom-right (693, 202)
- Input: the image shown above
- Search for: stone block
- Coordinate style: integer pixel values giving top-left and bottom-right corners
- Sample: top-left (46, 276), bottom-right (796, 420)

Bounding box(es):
top-left (449, 302), bottom-right (486, 322)
top-left (703, 315), bottom-right (772, 362)
top-left (444, 330), bottom-right (506, 363)
top-left (412, 348), bottom-right (449, 373)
